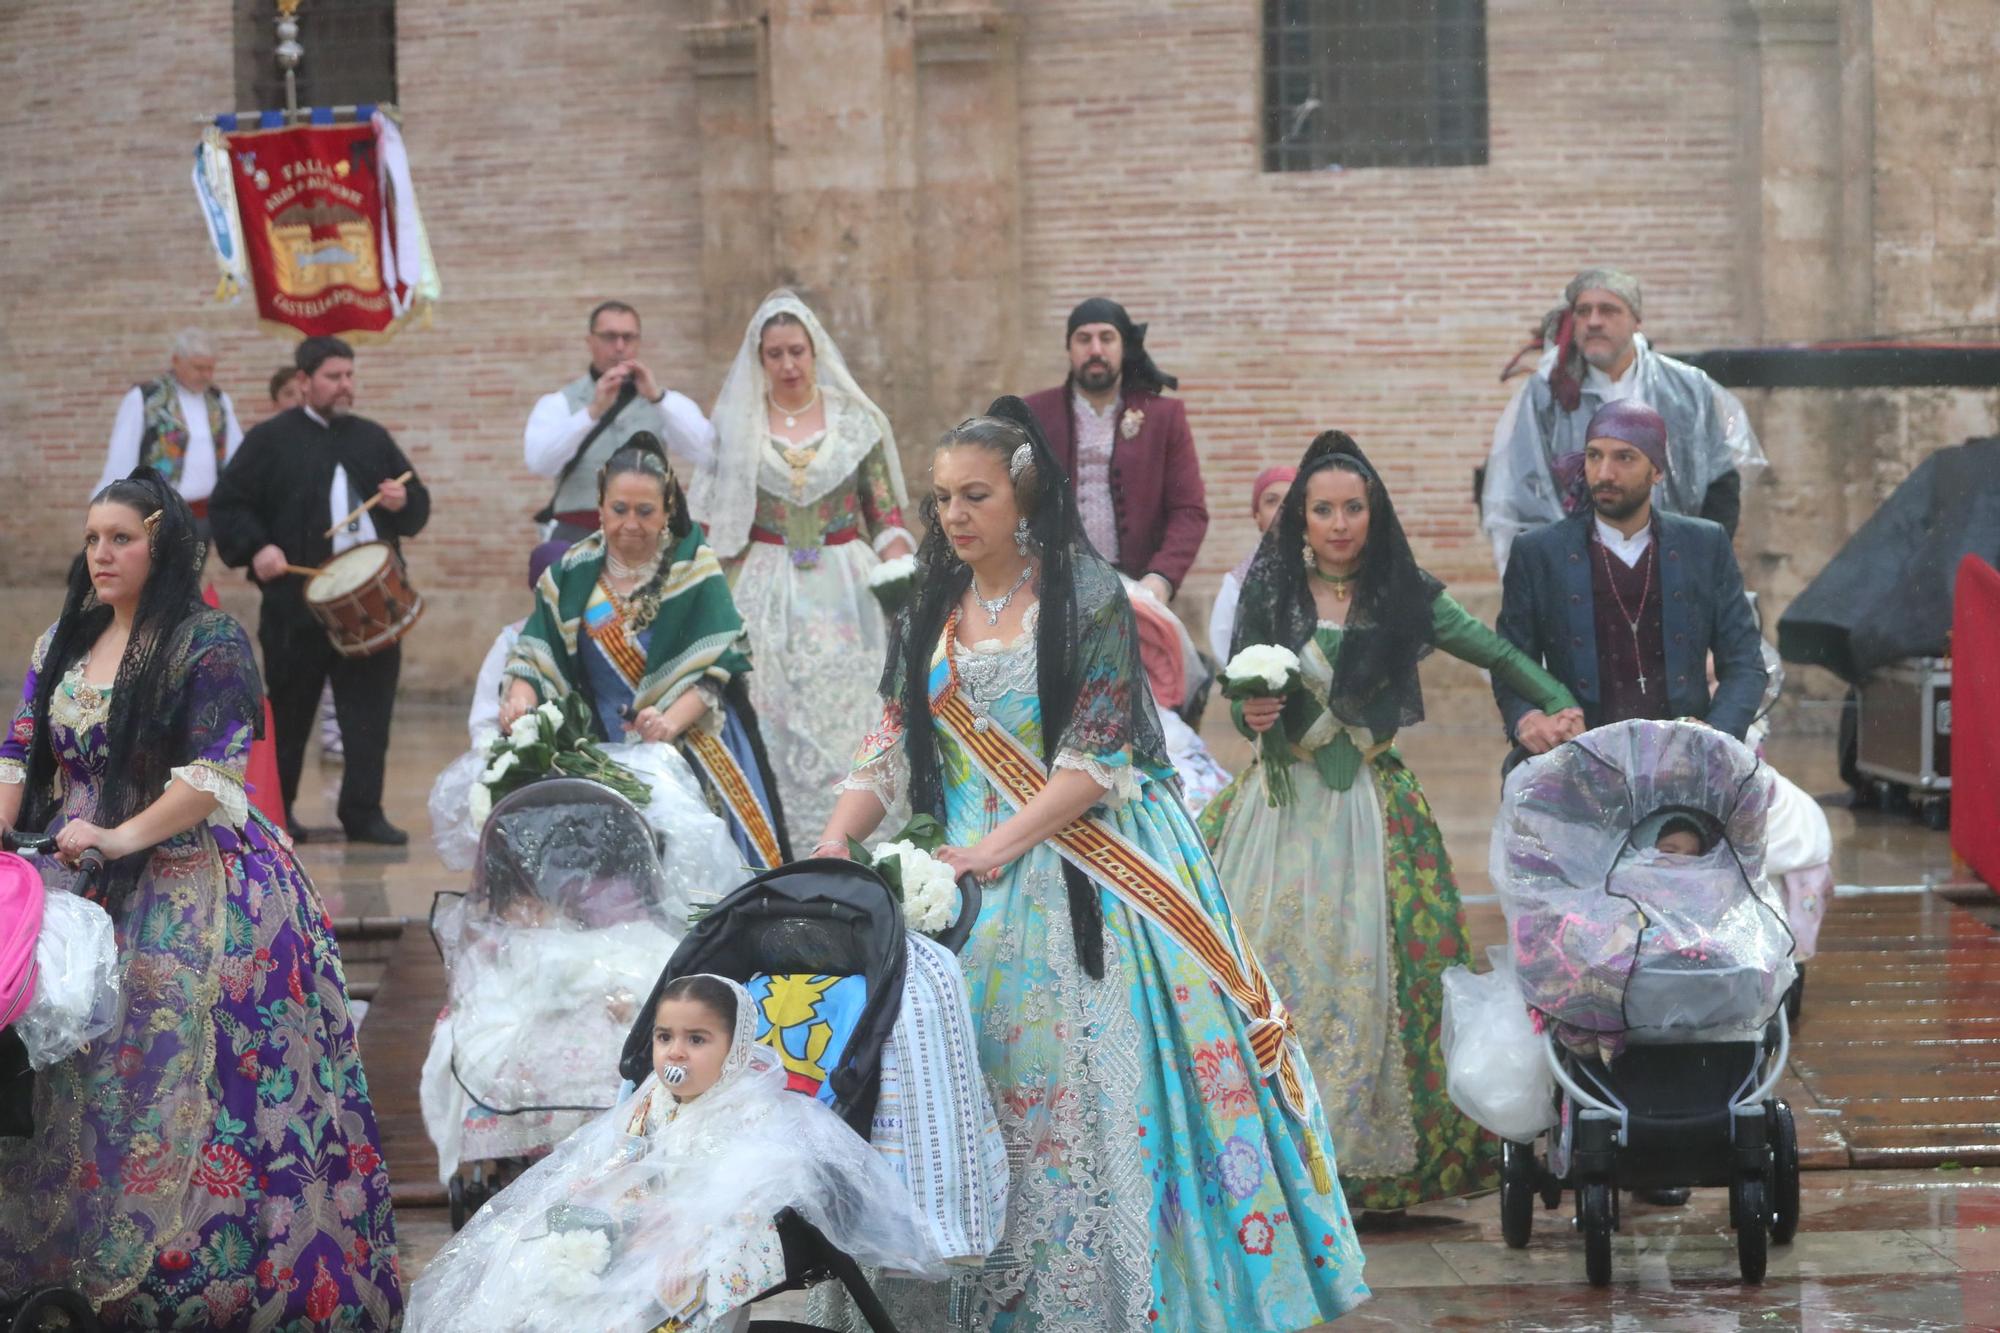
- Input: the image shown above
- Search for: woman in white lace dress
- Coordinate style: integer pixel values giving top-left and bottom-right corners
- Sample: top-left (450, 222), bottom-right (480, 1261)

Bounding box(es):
top-left (689, 291), bottom-right (915, 837)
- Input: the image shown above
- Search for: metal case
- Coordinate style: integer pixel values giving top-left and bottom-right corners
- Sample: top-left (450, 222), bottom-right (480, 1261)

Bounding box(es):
top-left (1856, 657), bottom-right (1952, 792)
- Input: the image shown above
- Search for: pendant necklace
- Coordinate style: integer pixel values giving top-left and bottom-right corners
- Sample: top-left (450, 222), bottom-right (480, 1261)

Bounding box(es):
top-left (1597, 536), bottom-right (1655, 692)
top-left (973, 564), bottom-right (1034, 626)
top-left (769, 385), bottom-right (821, 432)
top-left (1309, 564), bottom-right (1359, 602)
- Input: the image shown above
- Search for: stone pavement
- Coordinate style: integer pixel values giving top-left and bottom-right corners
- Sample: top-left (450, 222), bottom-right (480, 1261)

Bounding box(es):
top-left (292, 703), bottom-right (1997, 1328)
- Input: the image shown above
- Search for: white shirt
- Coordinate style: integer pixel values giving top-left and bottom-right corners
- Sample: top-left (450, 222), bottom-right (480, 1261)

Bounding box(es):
top-left (1594, 515), bottom-right (1653, 568)
top-left (98, 381), bottom-right (245, 502)
top-left (1583, 354), bottom-right (1643, 403)
top-left (469, 620), bottom-right (524, 744)
top-left (1208, 568), bottom-right (1244, 666)
top-left (523, 384), bottom-right (717, 477)
top-left (1072, 387), bottom-right (1121, 563)
top-left (307, 406), bottom-right (381, 554)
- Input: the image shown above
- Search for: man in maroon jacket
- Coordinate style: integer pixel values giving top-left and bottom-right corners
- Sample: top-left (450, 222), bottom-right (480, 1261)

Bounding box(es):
top-left (1025, 298), bottom-right (1209, 603)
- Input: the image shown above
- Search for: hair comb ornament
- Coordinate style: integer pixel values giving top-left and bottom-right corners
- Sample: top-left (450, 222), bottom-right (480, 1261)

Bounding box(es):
top-left (143, 510), bottom-right (163, 538)
top-left (1009, 440), bottom-right (1034, 480)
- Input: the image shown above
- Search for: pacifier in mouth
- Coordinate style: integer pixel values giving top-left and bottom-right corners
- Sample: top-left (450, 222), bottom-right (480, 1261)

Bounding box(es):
top-left (660, 1065), bottom-right (688, 1086)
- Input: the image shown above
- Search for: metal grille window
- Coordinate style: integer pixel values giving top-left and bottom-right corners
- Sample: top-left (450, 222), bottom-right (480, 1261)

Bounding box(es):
top-left (1263, 0), bottom-right (1488, 172)
top-left (235, 0), bottom-right (398, 111)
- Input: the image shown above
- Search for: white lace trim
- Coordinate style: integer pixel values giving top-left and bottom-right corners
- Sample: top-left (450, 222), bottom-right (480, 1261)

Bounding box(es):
top-left (835, 745), bottom-right (908, 810)
top-left (0, 758), bottom-right (23, 785)
top-left (870, 524), bottom-right (915, 556)
top-left (689, 680), bottom-right (726, 738)
top-left (169, 763), bottom-right (248, 829)
top-left (1054, 748), bottom-right (1137, 809)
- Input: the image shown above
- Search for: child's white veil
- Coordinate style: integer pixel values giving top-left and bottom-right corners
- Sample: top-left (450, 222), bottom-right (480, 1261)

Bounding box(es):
top-left (408, 974), bottom-right (942, 1331)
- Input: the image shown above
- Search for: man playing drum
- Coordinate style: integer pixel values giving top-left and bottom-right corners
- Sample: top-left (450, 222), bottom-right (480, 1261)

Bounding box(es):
top-left (211, 335), bottom-right (431, 845)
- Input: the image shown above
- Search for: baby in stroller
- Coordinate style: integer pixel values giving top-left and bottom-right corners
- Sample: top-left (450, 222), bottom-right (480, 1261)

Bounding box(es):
top-left (420, 778), bottom-right (709, 1208)
top-left (1449, 718), bottom-right (1801, 1285)
top-left (408, 971), bottom-right (944, 1332)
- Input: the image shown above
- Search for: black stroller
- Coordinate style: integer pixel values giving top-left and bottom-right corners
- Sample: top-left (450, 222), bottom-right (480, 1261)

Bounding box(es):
top-left (0, 832), bottom-right (107, 1333)
top-left (617, 857), bottom-right (981, 1333)
top-left (1489, 720), bottom-right (1801, 1286)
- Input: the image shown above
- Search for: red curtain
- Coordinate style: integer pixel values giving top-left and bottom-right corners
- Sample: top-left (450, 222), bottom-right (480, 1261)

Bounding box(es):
top-left (1950, 554), bottom-right (2000, 893)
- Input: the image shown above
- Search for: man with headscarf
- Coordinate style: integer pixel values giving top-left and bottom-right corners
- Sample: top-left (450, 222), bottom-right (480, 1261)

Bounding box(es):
top-left (1480, 267), bottom-right (1766, 573)
top-left (1493, 400), bottom-right (1766, 756)
top-left (96, 327), bottom-right (245, 526)
top-left (1025, 297), bottom-right (1209, 604)
top-left (524, 300), bottom-right (717, 540)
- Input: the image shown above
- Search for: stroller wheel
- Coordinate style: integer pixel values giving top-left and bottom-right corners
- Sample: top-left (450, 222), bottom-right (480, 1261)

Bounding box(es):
top-left (10, 1286), bottom-right (100, 1333)
top-left (1500, 1141), bottom-right (1535, 1249)
top-left (1734, 1176), bottom-right (1769, 1283)
top-left (1539, 1162), bottom-right (1564, 1211)
top-left (1769, 1101), bottom-right (1802, 1245)
top-left (1579, 1181), bottom-right (1614, 1286)
top-left (447, 1174), bottom-right (468, 1232)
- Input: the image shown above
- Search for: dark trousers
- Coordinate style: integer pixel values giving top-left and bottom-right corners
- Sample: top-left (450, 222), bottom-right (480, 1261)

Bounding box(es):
top-left (260, 610), bottom-right (400, 829)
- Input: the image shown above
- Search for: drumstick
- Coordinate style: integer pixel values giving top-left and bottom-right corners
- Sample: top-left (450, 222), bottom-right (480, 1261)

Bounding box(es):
top-left (284, 564), bottom-right (323, 579)
top-left (324, 470), bottom-right (415, 539)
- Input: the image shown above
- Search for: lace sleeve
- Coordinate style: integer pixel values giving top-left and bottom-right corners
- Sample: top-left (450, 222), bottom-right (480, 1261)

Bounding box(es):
top-left (1054, 748), bottom-right (1138, 809)
top-left (169, 762), bottom-right (249, 829)
top-left (835, 699), bottom-right (909, 809)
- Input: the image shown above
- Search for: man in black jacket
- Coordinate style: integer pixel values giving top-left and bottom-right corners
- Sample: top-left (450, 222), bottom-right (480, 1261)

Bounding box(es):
top-left (211, 336), bottom-right (430, 844)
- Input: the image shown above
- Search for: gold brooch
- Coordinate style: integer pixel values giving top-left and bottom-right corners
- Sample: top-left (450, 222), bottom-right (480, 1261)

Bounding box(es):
top-left (1119, 407), bottom-right (1144, 440)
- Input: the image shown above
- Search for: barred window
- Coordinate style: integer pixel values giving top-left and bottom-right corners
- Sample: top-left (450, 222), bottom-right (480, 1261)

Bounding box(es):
top-left (1263, 0), bottom-right (1488, 172)
top-left (234, 0), bottom-right (397, 112)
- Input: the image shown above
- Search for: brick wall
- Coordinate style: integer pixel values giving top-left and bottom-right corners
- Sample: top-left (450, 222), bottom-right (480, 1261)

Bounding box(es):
top-left (2, 0), bottom-right (1988, 723)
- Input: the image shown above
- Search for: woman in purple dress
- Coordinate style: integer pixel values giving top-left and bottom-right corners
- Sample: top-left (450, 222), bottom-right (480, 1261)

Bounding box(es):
top-left (0, 470), bottom-right (402, 1329)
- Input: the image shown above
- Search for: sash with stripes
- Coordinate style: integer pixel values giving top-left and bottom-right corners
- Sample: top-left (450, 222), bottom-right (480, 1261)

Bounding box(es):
top-left (583, 579), bottom-right (784, 870)
top-left (928, 614), bottom-right (1333, 1189)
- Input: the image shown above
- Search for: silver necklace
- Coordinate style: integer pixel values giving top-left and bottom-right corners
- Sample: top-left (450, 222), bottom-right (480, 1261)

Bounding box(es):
top-left (972, 564), bottom-right (1033, 626)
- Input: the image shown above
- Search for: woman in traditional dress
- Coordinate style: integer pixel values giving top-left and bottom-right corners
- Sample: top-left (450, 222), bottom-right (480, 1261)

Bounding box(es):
top-left (691, 290), bottom-right (915, 838)
top-left (0, 469), bottom-right (402, 1329)
top-left (499, 436), bottom-right (790, 870)
top-left (813, 400), bottom-right (1369, 1330)
top-left (1197, 432), bottom-right (1582, 1213)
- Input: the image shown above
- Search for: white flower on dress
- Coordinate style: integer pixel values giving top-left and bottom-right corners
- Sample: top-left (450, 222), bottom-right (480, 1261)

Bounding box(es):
top-left (1222, 643), bottom-right (1303, 692)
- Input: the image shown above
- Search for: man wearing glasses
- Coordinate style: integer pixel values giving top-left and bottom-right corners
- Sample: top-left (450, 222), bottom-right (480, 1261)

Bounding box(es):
top-left (523, 300), bottom-right (717, 540)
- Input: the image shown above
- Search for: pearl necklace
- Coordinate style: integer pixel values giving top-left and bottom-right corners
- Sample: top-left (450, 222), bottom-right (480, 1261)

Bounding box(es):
top-left (605, 547), bottom-right (662, 586)
top-left (972, 564), bottom-right (1034, 626)
top-left (768, 385), bottom-right (821, 431)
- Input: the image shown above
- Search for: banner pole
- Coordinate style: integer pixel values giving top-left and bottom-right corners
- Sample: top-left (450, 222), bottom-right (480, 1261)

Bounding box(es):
top-left (276, 0), bottom-right (304, 119)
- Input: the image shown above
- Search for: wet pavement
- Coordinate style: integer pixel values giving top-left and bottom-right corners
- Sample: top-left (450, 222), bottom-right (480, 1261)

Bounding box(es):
top-left (292, 704), bottom-right (1998, 1328)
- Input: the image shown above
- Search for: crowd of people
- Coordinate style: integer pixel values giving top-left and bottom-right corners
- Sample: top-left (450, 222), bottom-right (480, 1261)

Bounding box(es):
top-left (0, 266), bottom-right (1807, 1329)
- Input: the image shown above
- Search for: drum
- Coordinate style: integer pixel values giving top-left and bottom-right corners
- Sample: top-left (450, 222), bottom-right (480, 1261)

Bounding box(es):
top-left (305, 542), bottom-right (424, 658)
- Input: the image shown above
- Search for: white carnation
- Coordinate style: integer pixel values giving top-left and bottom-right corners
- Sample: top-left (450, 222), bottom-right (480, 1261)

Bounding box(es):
top-left (868, 554), bottom-right (918, 588)
top-left (482, 750), bottom-right (519, 784)
top-left (524, 1227), bottom-right (612, 1300)
top-left (875, 842), bottom-right (958, 935)
top-left (507, 711), bottom-right (542, 746)
top-left (468, 781), bottom-right (493, 829)
top-left (537, 699), bottom-right (564, 729)
top-left (1223, 643), bottom-right (1302, 691)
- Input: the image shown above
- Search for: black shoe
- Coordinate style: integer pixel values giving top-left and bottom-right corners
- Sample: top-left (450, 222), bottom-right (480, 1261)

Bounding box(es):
top-left (342, 815), bottom-right (408, 846)
top-left (1636, 1186), bottom-right (1691, 1206)
top-left (286, 819), bottom-right (310, 844)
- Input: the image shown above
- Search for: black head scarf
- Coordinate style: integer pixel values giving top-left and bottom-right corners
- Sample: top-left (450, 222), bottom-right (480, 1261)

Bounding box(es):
top-left (1065, 297), bottom-right (1179, 396)
top-left (884, 395), bottom-right (1167, 978)
top-left (21, 467), bottom-right (258, 904)
top-left (1232, 432), bottom-right (1444, 735)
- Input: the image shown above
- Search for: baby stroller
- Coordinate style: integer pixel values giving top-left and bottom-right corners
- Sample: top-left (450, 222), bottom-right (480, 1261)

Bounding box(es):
top-left (424, 778), bottom-right (690, 1229)
top-left (1488, 719), bottom-right (1800, 1286)
top-left (617, 857), bottom-right (983, 1333)
top-left (0, 833), bottom-right (116, 1333)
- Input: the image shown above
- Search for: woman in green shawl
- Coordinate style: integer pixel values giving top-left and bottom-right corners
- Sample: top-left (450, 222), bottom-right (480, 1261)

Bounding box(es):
top-left (500, 434), bottom-right (791, 869)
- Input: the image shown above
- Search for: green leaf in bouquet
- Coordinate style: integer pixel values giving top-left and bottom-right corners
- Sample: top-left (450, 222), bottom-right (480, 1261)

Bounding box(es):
top-left (845, 835), bottom-right (873, 865)
top-left (890, 813), bottom-right (946, 853)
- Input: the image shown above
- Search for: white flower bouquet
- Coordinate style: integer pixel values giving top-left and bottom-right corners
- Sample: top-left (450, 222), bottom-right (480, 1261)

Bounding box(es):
top-left (1219, 642), bottom-right (1305, 807)
top-left (471, 692), bottom-right (650, 830)
top-left (848, 814), bottom-right (960, 938)
top-left (867, 553), bottom-right (919, 617)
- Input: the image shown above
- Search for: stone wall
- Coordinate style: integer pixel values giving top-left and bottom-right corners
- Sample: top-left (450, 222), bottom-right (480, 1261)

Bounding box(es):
top-left (2, 0), bottom-right (1991, 724)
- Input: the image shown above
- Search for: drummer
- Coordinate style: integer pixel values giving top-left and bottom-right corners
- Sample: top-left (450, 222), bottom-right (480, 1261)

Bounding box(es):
top-left (211, 335), bottom-right (431, 845)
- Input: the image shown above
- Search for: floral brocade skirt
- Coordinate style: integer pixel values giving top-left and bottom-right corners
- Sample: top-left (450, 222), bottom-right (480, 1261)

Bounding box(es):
top-left (1200, 751), bottom-right (1500, 1212)
top-left (0, 815), bottom-right (403, 1329)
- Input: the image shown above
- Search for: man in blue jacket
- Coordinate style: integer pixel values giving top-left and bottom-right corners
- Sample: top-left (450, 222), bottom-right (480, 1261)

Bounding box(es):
top-left (1494, 399), bottom-right (1766, 756)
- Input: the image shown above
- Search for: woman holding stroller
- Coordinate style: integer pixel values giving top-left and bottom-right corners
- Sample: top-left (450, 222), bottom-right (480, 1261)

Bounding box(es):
top-left (1197, 431), bottom-right (1582, 1214)
top-left (814, 399), bottom-right (1370, 1330)
top-left (0, 469), bottom-right (403, 1327)
top-left (498, 434), bottom-right (791, 869)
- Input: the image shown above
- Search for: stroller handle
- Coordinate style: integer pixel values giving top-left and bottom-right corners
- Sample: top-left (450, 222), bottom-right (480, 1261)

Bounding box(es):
top-left (1, 830), bottom-right (107, 881)
top-left (936, 873), bottom-right (984, 957)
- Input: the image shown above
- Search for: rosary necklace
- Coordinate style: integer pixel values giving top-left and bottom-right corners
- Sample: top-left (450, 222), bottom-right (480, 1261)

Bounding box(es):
top-left (1597, 537), bottom-right (1655, 692)
top-left (768, 385), bottom-right (821, 431)
top-left (1309, 563), bottom-right (1359, 602)
top-left (972, 564), bottom-right (1034, 626)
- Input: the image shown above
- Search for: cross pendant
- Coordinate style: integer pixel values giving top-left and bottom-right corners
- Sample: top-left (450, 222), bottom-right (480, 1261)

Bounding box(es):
top-left (1632, 627), bottom-right (1647, 692)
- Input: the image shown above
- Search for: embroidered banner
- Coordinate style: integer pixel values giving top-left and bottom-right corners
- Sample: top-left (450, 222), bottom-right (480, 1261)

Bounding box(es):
top-left (218, 118), bottom-right (427, 338)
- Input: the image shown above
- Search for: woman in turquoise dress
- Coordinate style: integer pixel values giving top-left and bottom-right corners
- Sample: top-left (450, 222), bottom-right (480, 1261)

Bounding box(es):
top-left (1198, 432), bottom-right (1582, 1213)
top-left (499, 435), bottom-right (790, 869)
top-left (814, 400), bottom-right (1368, 1331)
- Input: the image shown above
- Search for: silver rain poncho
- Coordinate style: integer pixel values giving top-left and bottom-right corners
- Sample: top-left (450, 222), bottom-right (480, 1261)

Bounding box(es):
top-left (1482, 334), bottom-right (1767, 571)
top-left (1492, 719), bottom-right (1796, 1060)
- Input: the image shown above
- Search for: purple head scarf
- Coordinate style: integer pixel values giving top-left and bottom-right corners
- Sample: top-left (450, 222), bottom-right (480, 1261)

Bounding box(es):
top-left (1584, 400), bottom-right (1670, 475)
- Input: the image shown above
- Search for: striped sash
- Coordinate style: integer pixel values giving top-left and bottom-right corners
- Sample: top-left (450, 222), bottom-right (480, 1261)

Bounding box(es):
top-left (929, 614), bottom-right (1332, 1188)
